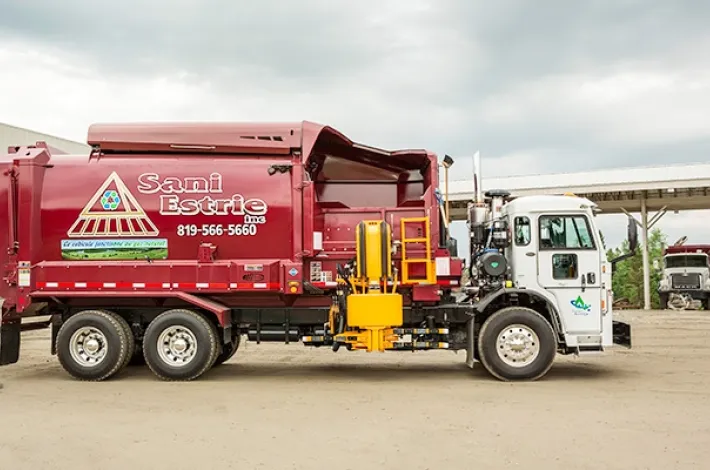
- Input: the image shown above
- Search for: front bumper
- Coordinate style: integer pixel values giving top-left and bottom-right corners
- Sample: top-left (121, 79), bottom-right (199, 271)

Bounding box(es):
top-left (658, 289), bottom-right (710, 301)
top-left (612, 321), bottom-right (632, 348)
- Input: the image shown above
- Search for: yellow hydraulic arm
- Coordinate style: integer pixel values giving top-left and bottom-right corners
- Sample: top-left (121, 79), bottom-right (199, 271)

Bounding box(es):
top-left (333, 220), bottom-right (403, 352)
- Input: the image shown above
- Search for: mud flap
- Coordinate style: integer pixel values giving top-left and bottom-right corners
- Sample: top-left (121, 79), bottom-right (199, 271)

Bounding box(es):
top-left (612, 321), bottom-right (632, 348)
top-left (465, 317), bottom-right (476, 368)
top-left (1, 321), bottom-right (21, 365)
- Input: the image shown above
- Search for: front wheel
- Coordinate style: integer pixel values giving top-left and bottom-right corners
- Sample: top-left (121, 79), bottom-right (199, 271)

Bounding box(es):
top-left (143, 309), bottom-right (219, 381)
top-left (477, 306), bottom-right (557, 381)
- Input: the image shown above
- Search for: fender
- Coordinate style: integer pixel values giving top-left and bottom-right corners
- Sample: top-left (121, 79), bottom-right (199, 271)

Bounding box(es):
top-left (474, 287), bottom-right (565, 338)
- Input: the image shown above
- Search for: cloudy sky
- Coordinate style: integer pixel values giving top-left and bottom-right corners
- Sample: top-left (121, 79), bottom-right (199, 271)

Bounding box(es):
top-left (1, 0), bottom-right (708, 251)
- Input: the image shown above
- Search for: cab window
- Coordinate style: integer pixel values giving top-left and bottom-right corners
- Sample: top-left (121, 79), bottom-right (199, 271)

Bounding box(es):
top-left (539, 215), bottom-right (595, 250)
top-left (553, 254), bottom-right (578, 279)
top-left (514, 216), bottom-right (531, 246)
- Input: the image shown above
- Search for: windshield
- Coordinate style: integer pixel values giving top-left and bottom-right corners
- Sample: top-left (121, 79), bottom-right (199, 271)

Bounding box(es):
top-left (665, 255), bottom-right (708, 269)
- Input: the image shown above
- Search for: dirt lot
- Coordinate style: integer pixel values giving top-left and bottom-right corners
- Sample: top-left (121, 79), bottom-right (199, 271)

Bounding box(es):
top-left (1, 309), bottom-right (709, 470)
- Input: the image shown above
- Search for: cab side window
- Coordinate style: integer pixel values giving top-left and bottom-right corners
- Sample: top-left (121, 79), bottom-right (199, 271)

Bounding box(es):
top-left (514, 216), bottom-right (531, 246)
top-left (552, 254), bottom-right (578, 279)
top-left (538, 215), bottom-right (595, 250)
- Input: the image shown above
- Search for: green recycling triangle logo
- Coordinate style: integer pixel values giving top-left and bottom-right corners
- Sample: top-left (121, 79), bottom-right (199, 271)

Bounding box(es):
top-left (570, 296), bottom-right (592, 311)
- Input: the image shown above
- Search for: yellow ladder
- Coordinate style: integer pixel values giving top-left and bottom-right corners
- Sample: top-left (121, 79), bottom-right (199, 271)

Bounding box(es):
top-left (400, 216), bottom-right (435, 284)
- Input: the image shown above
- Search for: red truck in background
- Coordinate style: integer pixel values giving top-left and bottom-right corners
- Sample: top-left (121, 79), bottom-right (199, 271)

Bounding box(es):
top-left (1, 120), bottom-right (635, 383)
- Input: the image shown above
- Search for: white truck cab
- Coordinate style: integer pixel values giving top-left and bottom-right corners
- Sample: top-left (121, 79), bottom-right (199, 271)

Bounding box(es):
top-left (463, 187), bottom-right (635, 381)
top-left (658, 245), bottom-right (710, 310)
top-left (503, 195), bottom-right (617, 351)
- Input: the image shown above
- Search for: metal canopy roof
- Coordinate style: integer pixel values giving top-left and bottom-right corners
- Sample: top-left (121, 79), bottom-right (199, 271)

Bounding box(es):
top-left (445, 161), bottom-right (710, 218)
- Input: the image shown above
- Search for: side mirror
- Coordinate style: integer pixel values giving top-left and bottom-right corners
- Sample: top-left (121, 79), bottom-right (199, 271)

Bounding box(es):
top-left (610, 214), bottom-right (640, 272)
top-left (627, 215), bottom-right (638, 253)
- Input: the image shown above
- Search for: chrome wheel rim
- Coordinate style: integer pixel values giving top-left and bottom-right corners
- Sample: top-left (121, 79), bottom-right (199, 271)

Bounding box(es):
top-left (496, 324), bottom-right (540, 367)
top-left (157, 326), bottom-right (198, 366)
top-left (69, 327), bottom-right (108, 367)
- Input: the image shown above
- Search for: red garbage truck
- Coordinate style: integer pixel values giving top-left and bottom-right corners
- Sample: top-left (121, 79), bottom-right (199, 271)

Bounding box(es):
top-left (0, 120), bottom-right (635, 382)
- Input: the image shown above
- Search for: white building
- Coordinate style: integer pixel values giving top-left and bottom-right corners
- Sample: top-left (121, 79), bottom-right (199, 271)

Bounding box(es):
top-left (0, 122), bottom-right (90, 154)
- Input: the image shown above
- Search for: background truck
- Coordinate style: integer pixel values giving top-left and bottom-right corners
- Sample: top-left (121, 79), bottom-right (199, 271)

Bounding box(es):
top-left (658, 243), bottom-right (710, 310)
top-left (0, 121), bottom-right (635, 382)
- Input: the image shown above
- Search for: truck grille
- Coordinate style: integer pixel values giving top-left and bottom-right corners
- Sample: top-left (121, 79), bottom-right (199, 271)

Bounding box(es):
top-left (671, 273), bottom-right (701, 290)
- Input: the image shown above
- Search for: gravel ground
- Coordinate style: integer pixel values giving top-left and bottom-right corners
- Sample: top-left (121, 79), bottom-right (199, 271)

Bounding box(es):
top-left (1, 309), bottom-right (709, 469)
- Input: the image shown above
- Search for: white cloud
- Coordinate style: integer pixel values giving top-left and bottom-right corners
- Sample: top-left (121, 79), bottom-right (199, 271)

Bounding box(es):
top-left (480, 65), bottom-right (710, 145)
top-left (0, 33), bottom-right (469, 151)
top-left (0, 41), bottom-right (214, 141)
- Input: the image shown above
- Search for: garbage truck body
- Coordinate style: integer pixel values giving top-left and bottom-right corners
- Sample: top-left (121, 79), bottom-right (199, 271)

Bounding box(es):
top-left (0, 121), bottom-right (635, 381)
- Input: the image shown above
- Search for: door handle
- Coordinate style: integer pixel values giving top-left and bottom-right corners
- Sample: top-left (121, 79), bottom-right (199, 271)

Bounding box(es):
top-left (587, 272), bottom-right (596, 284)
top-left (581, 274), bottom-right (586, 292)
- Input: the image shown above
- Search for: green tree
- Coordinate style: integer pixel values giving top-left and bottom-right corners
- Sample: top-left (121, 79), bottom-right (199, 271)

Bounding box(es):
top-left (606, 227), bottom-right (667, 308)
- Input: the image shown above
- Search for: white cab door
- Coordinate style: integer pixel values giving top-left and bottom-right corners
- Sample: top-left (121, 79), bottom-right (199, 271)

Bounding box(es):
top-left (536, 213), bottom-right (602, 334)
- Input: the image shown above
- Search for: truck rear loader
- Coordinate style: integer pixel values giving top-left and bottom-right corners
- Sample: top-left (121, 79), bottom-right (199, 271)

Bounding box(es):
top-left (0, 121), bottom-right (635, 381)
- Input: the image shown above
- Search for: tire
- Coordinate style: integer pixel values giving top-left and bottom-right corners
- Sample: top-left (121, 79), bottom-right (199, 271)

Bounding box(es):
top-left (102, 310), bottom-right (135, 370)
top-left (659, 293), bottom-right (669, 310)
top-left (477, 306), bottom-right (557, 381)
top-left (214, 335), bottom-right (240, 366)
top-left (142, 309), bottom-right (219, 381)
top-left (56, 309), bottom-right (129, 381)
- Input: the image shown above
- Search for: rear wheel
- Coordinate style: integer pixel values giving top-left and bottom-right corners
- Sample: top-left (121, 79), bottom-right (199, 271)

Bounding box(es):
top-left (143, 309), bottom-right (219, 381)
top-left (102, 310), bottom-right (135, 370)
top-left (56, 309), bottom-right (129, 381)
top-left (477, 306), bottom-right (557, 381)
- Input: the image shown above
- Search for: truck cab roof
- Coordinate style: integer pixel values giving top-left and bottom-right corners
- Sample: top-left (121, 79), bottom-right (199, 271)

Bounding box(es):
top-left (503, 194), bottom-right (597, 215)
top-left (663, 245), bottom-right (710, 256)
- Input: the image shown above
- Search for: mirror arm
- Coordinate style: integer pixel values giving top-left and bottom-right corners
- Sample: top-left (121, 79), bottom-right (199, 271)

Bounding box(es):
top-left (610, 251), bottom-right (634, 272)
top-left (606, 213), bottom-right (640, 273)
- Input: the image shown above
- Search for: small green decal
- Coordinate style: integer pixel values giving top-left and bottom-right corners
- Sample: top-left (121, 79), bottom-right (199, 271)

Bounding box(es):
top-left (61, 239), bottom-right (168, 260)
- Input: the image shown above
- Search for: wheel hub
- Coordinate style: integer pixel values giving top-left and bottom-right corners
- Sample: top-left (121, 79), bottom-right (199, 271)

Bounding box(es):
top-left (496, 324), bottom-right (540, 367)
top-left (173, 338), bottom-right (188, 353)
top-left (69, 327), bottom-right (108, 367)
top-left (157, 326), bottom-right (198, 367)
top-left (84, 338), bottom-right (101, 354)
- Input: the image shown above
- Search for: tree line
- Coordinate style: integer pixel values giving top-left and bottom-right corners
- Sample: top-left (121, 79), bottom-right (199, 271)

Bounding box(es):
top-left (603, 228), bottom-right (667, 309)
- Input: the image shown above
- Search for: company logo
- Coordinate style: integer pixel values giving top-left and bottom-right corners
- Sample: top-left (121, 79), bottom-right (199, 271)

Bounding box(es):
top-left (101, 190), bottom-right (121, 211)
top-left (136, 172), bottom-right (268, 220)
top-left (67, 172), bottom-right (159, 238)
top-left (570, 295), bottom-right (592, 315)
